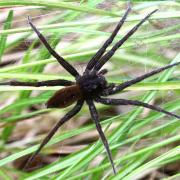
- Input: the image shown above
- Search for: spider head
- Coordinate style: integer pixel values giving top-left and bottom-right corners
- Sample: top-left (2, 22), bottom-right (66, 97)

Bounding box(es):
top-left (77, 70), bottom-right (107, 98)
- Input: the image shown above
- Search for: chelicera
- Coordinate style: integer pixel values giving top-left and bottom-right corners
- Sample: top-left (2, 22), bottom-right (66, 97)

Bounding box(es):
top-left (1, 5), bottom-right (179, 174)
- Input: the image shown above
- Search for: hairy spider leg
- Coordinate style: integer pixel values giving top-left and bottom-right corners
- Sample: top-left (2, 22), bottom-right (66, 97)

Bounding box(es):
top-left (28, 16), bottom-right (79, 77)
top-left (0, 79), bottom-right (75, 87)
top-left (95, 97), bottom-right (180, 119)
top-left (85, 4), bottom-right (131, 72)
top-left (99, 69), bottom-right (108, 75)
top-left (103, 61), bottom-right (180, 95)
top-left (94, 9), bottom-right (158, 71)
top-left (87, 100), bottom-right (116, 174)
top-left (23, 99), bottom-right (84, 170)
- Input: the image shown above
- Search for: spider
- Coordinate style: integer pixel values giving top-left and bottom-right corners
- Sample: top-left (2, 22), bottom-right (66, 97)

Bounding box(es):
top-left (1, 5), bottom-right (179, 174)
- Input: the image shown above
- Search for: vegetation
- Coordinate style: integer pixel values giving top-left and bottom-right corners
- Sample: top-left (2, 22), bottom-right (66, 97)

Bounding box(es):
top-left (0, 1), bottom-right (179, 179)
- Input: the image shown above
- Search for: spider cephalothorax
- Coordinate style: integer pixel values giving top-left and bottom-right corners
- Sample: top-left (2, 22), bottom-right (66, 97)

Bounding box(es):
top-left (0, 4), bottom-right (179, 174)
top-left (77, 70), bottom-right (108, 97)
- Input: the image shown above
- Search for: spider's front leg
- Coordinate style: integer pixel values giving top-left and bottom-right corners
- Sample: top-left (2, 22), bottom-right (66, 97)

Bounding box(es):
top-left (103, 61), bottom-right (180, 96)
top-left (0, 79), bottom-right (74, 87)
top-left (95, 97), bottom-right (180, 119)
top-left (94, 9), bottom-right (157, 71)
top-left (86, 99), bottom-right (116, 174)
top-left (85, 4), bottom-right (131, 71)
top-left (28, 16), bottom-right (79, 77)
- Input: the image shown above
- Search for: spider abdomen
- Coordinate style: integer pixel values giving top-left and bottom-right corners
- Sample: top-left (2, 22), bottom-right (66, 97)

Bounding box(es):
top-left (47, 85), bottom-right (82, 108)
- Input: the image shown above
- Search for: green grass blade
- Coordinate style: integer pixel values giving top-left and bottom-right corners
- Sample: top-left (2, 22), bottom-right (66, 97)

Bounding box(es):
top-left (0, 10), bottom-right (13, 62)
top-left (0, 0), bottom-right (118, 17)
top-left (123, 146), bottom-right (180, 180)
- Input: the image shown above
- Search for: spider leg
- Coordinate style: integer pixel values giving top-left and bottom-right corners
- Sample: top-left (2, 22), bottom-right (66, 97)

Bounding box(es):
top-left (85, 4), bottom-right (131, 72)
top-left (94, 9), bottom-right (158, 71)
top-left (103, 83), bottom-right (116, 94)
top-left (86, 99), bottom-right (116, 174)
top-left (95, 97), bottom-right (180, 119)
top-left (0, 79), bottom-right (74, 87)
top-left (28, 16), bottom-right (79, 77)
top-left (99, 68), bottom-right (108, 75)
top-left (103, 61), bottom-right (180, 95)
top-left (23, 99), bottom-right (84, 171)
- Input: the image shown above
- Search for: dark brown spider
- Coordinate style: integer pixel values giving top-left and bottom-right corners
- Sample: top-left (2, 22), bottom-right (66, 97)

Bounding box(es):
top-left (1, 5), bottom-right (179, 174)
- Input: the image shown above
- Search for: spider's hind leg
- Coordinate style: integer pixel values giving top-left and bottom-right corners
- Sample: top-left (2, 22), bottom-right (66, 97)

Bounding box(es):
top-left (86, 99), bottom-right (116, 174)
top-left (23, 99), bottom-right (84, 171)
